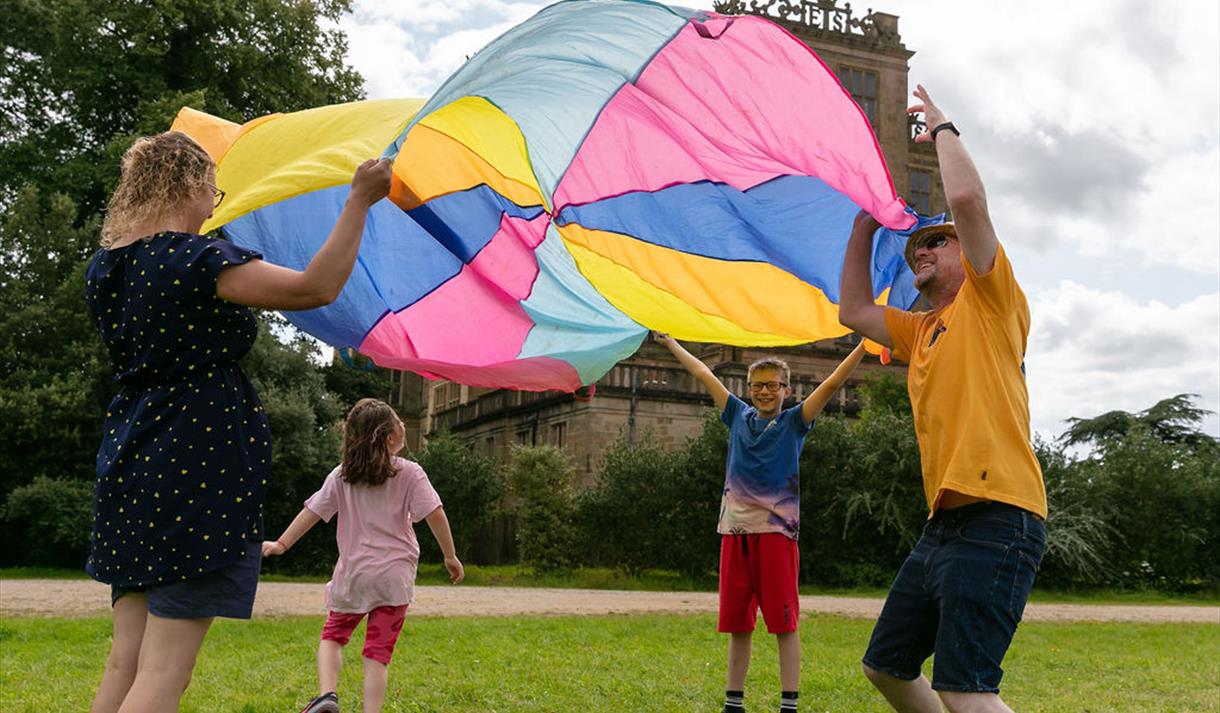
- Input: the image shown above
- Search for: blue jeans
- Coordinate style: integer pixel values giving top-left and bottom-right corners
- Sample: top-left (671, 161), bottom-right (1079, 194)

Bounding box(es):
top-left (862, 501), bottom-right (1046, 693)
top-left (111, 540), bottom-right (261, 619)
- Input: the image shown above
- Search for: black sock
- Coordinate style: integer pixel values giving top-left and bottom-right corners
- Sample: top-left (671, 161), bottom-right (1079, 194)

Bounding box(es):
top-left (724, 689), bottom-right (745, 713)
top-left (780, 690), bottom-right (798, 712)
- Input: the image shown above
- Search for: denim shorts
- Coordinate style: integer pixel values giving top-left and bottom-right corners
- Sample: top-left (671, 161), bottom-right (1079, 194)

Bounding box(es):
top-left (111, 540), bottom-right (262, 620)
top-left (862, 501), bottom-right (1046, 693)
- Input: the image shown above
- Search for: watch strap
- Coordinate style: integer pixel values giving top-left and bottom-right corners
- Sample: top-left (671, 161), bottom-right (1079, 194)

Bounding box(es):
top-left (930, 121), bottom-right (960, 141)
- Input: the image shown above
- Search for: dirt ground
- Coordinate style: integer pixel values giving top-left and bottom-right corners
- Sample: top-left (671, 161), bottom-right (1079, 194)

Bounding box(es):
top-left (2, 580), bottom-right (1217, 623)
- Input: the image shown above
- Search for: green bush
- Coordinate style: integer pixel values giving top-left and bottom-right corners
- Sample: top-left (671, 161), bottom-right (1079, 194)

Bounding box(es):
top-left (1088, 428), bottom-right (1220, 591)
top-left (580, 431), bottom-right (710, 578)
top-left (507, 444), bottom-right (578, 572)
top-left (1033, 439), bottom-right (1114, 587)
top-left (667, 411), bottom-right (732, 579)
top-left (800, 375), bottom-right (925, 587)
top-left (3, 476), bottom-right (93, 568)
top-left (244, 318), bottom-right (344, 576)
top-left (578, 409), bottom-right (727, 581)
top-left (412, 430), bottom-right (505, 563)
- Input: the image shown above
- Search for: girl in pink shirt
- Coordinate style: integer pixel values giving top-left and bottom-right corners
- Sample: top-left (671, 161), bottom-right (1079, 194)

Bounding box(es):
top-left (264, 398), bottom-right (464, 713)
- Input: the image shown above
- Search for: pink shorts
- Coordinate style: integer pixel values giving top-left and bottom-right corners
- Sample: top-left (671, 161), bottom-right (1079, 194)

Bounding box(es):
top-left (718, 533), bottom-right (800, 634)
top-left (320, 604), bottom-right (409, 665)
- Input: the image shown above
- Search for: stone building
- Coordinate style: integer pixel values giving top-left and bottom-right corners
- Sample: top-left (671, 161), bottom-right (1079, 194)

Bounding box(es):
top-left (386, 0), bottom-right (944, 484)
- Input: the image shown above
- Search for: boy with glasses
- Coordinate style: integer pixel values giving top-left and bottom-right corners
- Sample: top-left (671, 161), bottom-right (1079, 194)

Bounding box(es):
top-left (657, 333), bottom-right (865, 713)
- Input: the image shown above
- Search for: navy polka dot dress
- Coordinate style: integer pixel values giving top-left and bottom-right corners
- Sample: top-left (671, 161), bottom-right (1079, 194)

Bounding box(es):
top-left (84, 232), bottom-right (271, 587)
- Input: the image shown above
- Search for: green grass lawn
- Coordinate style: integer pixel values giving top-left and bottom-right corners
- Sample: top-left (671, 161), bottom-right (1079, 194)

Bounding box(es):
top-left (1, 613), bottom-right (1216, 712)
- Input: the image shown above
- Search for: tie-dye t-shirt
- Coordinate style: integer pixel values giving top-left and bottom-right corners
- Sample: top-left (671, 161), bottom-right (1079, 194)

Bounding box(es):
top-left (718, 394), bottom-right (811, 539)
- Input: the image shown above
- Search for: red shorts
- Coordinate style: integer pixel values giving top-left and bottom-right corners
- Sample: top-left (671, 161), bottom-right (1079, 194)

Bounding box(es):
top-left (320, 604), bottom-right (409, 665)
top-left (718, 533), bottom-right (799, 634)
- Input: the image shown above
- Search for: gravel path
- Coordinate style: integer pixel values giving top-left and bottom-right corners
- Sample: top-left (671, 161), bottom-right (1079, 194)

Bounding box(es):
top-left (2, 580), bottom-right (1217, 623)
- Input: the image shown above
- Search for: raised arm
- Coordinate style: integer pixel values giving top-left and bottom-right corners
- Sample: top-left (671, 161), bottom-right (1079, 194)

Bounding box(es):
top-left (261, 506), bottom-right (322, 557)
top-left (216, 158), bottom-right (393, 310)
top-left (655, 333), bottom-right (730, 412)
top-left (800, 341), bottom-right (866, 424)
top-left (838, 211), bottom-right (893, 347)
top-left (909, 84), bottom-right (998, 275)
top-left (424, 506), bottom-right (465, 584)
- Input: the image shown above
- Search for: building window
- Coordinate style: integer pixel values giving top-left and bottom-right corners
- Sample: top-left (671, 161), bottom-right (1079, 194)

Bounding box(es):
top-left (837, 67), bottom-right (878, 127)
top-left (909, 169), bottom-right (932, 215)
top-left (515, 429), bottom-right (530, 446)
top-left (551, 422), bottom-right (567, 449)
top-left (484, 435), bottom-right (496, 457)
top-left (431, 381), bottom-right (462, 411)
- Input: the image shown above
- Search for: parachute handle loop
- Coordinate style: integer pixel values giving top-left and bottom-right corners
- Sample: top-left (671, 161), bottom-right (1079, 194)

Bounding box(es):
top-left (691, 17), bottom-right (734, 40)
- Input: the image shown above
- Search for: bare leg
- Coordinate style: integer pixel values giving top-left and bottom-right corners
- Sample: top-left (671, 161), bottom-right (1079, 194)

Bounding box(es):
top-left (939, 692), bottom-right (1015, 713)
top-left (362, 657), bottom-right (389, 713)
top-left (91, 594), bottom-right (149, 713)
top-left (116, 614), bottom-right (212, 713)
top-left (862, 664), bottom-right (942, 713)
top-left (776, 630), bottom-right (800, 692)
top-left (726, 631), bottom-right (753, 690)
top-left (318, 639), bottom-right (344, 695)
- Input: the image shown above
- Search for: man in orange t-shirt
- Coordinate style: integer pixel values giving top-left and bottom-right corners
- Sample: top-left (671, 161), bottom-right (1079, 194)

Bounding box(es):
top-left (839, 85), bottom-right (1047, 713)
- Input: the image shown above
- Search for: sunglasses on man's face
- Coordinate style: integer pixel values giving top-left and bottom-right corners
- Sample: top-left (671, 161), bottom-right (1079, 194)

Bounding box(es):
top-left (921, 234), bottom-right (950, 250)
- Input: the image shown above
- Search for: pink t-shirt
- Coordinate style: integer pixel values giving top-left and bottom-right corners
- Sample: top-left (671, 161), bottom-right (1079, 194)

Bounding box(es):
top-left (304, 457), bottom-right (442, 613)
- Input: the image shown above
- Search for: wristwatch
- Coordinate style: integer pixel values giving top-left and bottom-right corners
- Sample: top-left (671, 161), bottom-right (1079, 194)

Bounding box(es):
top-left (930, 121), bottom-right (960, 141)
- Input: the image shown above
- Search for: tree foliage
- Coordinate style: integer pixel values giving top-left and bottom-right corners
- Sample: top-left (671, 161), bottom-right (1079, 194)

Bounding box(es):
top-left (568, 381), bottom-right (1218, 593)
top-left (2, 476), bottom-right (94, 568)
top-left (1062, 394), bottom-right (1218, 451)
top-left (412, 430), bottom-right (506, 562)
top-left (1, 0), bottom-right (362, 215)
top-left (507, 444), bottom-right (578, 573)
top-left (0, 0), bottom-right (367, 568)
top-left (580, 432), bottom-right (708, 578)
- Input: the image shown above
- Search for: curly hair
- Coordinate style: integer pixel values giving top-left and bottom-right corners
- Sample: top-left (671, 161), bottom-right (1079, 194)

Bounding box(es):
top-left (340, 398), bottom-right (401, 487)
top-left (100, 131), bottom-right (214, 247)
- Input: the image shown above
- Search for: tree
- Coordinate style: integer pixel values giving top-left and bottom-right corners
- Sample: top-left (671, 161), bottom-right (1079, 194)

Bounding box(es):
top-left (1056, 395), bottom-right (1219, 590)
top-left (672, 409), bottom-right (734, 578)
top-left (579, 432), bottom-right (687, 577)
top-left (2, 476), bottom-right (94, 568)
top-left (1, 0), bottom-right (363, 215)
top-left (800, 374), bottom-right (925, 586)
top-left (1084, 426), bottom-right (1219, 590)
top-left (1062, 394), bottom-right (1218, 451)
top-left (1033, 437), bottom-right (1114, 587)
top-left (507, 444), bottom-right (578, 572)
top-left (234, 315), bottom-right (346, 575)
top-left (412, 430), bottom-right (505, 563)
top-left (322, 359), bottom-right (394, 414)
top-left (0, 0), bottom-right (365, 567)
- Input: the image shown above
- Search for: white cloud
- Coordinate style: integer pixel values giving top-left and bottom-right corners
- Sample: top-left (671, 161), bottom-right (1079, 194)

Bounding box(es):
top-left (333, 0), bottom-right (1220, 439)
top-left (343, 0), bottom-right (547, 99)
top-left (1027, 281), bottom-right (1220, 438)
top-left (888, 0), bottom-right (1220, 276)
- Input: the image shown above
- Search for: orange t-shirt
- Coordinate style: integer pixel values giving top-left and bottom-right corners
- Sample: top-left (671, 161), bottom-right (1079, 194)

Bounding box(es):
top-left (883, 244), bottom-right (1047, 518)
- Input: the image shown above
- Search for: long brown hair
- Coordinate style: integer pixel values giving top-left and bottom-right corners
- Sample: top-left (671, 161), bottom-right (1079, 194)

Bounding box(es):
top-left (100, 131), bottom-right (214, 247)
top-left (340, 398), bottom-right (400, 486)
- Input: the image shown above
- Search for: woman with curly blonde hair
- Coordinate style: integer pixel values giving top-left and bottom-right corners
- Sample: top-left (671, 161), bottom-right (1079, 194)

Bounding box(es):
top-left (86, 130), bottom-right (392, 713)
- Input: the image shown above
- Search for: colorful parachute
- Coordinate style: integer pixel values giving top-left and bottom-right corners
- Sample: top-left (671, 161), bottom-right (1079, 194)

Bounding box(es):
top-left (173, 0), bottom-right (933, 392)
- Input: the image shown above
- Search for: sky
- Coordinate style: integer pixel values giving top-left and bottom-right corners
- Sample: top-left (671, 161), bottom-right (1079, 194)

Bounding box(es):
top-left (336, 0), bottom-right (1220, 440)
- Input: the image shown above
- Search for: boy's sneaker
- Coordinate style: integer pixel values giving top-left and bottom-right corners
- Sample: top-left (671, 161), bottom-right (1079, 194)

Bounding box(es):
top-left (300, 692), bottom-right (339, 713)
